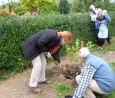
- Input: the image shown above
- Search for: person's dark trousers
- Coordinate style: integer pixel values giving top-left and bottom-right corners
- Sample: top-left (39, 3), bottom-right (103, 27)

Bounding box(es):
top-left (95, 28), bottom-right (99, 44)
top-left (97, 38), bottom-right (105, 47)
top-left (107, 34), bottom-right (111, 45)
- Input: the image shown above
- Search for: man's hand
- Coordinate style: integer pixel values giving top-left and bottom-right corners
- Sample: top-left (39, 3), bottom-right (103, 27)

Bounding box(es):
top-left (103, 10), bottom-right (107, 15)
top-left (45, 52), bottom-right (52, 58)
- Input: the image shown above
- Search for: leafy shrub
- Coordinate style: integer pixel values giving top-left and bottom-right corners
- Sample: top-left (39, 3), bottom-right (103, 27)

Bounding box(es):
top-left (0, 11), bottom-right (115, 79)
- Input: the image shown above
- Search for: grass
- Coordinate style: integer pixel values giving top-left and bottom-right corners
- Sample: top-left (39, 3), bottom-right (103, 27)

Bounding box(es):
top-left (106, 90), bottom-right (115, 98)
top-left (107, 62), bottom-right (115, 98)
top-left (48, 77), bottom-right (74, 98)
top-left (91, 37), bottom-right (115, 54)
top-left (110, 62), bottom-right (115, 72)
top-left (36, 77), bottom-right (74, 98)
top-left (55, 83), bottom-right (74, 98)
top-left (54, 84), bottom-right (115, 98)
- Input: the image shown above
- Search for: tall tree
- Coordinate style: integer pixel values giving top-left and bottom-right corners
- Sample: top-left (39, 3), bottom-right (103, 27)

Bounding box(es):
top-left (58, 0), bottom-right (70, 14)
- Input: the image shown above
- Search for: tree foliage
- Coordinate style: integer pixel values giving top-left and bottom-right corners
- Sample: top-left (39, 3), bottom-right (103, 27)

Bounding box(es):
top-left (58, 0), bottom-right (70, 14)
top-left (20, 0), bottom-right (39, 14)
top-left (71, 0), bottom-right (94, 13)
top-left (71, 0), bottom-right (115, 13)
top-left (40, 0), bottom-right (58, 15)
top-left (20, 0), bottom-right (39, 9)
top-left (20, 0), bottom-right (58, 14)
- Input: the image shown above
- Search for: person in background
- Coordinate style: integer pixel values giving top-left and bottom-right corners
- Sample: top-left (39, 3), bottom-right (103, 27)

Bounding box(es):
top-left (89, 5), bottom-right (111, 46)
top-left (96, 9), bottom-right (111, 50)
top-left (65, 47), bottom-right (115, 98)
top-left (89, 5), bottom-right (99, 44)
top-left (89, 5), bottom-right (98, 24)
top-left (22, 29), bottom-right (72, 93)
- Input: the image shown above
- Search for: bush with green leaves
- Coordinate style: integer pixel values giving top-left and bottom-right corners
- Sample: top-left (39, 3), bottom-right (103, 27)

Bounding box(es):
top-left (65, 39), bottom-right (80, 65)
top-left (65, 39), bottom-right (94, 65)
top-left (0, 11), bottom-right (115, 79)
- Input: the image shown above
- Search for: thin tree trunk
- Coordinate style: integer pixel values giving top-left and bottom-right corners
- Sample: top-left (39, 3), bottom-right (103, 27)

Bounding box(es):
top-left (31, 7), bottom-right (38, 15)
top-left (8, 6), bottom-right (11, 13)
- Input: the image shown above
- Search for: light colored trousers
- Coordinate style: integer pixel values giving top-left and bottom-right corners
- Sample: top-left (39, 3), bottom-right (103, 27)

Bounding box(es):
top-left (76, 75), bottom-right (106, 98)
top-left (29, 53), bottom-right (46, 87)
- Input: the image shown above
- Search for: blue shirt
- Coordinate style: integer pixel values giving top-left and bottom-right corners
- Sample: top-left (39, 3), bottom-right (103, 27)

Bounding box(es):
top-left (84, 54), bottom-right (115, 93)
top-left (73, 54), bottom-right (115, 98)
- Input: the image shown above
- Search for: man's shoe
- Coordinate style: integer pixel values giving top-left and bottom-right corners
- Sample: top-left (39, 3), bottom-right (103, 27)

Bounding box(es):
top-left (29, 86), bottom-right (41, 93)
top-left (101, 94), bottom-right (107, 98)
top-left (108, 42), bottom-right (111, 45)
top-left (65, 95), bottom-right (73, 98)
top-left (100, 47), bottom-right (103, 49)
top-left (38, 79), bottom-right (51, 84)
top-left (94, 92), bottom-right (107, 98)
top-left (97, 47), bottom-right (100, 50)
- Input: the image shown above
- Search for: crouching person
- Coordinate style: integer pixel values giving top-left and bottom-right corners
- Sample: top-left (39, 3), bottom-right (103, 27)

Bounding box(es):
top-left (65, 47), bottom-right (115, 98)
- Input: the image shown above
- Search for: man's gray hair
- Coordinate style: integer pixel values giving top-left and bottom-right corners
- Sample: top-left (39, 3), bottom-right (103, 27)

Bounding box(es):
top-left (89, 5), bottom-right (95, 10)
top-left (78, 47), bottom-right (90, 57)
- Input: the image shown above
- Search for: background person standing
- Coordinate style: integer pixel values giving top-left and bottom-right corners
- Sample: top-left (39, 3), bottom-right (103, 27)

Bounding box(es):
top-left (96, 9), bottom-right (111, 49)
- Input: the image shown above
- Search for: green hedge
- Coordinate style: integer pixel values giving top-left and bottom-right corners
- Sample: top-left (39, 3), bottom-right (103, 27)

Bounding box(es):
top-left (0, 12), bottom-right (115, 79)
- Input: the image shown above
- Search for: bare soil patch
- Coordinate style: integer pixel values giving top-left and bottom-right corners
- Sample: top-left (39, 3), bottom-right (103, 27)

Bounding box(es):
top-left (0, 52), bottom-right (115, 98)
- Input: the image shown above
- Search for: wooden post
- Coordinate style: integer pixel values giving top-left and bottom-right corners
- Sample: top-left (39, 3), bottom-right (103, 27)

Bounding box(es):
top-left (8, 6), bottom-right (11, 13)
top-left (81, 41), bottom-right (83, 48)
